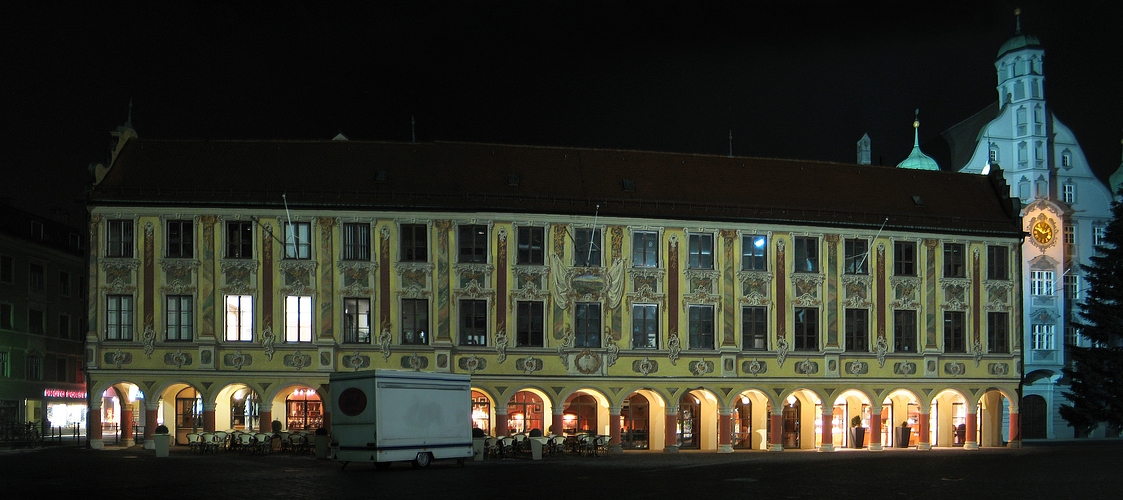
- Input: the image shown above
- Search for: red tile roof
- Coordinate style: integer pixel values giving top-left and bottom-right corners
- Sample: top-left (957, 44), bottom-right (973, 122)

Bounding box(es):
top-left (91, 139), bottom-right (1023, 237)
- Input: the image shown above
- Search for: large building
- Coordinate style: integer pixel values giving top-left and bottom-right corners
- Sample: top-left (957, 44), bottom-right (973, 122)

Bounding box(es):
top-left (0, 204), bottom-right (88, 438)
top-left (931, 12), bottom-right (1123, 439)
top-left (84, 128), bottom-right (1024, 453)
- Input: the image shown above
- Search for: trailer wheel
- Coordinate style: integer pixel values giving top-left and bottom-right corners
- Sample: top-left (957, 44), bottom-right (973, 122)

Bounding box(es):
top-left (412, 452), bottom-right (432, 468)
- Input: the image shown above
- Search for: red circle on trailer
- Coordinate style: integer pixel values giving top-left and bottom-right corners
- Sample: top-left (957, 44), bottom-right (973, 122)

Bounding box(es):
top-left (338, 387), bottom-right (367, 416)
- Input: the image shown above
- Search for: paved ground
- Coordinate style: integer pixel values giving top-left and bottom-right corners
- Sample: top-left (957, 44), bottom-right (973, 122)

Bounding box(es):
top-left (2, 441), bottom-right (1120, 499)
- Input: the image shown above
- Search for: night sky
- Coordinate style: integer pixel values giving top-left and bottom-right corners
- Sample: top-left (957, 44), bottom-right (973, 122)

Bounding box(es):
top-left (7, 0), bottom-right (1122, 225)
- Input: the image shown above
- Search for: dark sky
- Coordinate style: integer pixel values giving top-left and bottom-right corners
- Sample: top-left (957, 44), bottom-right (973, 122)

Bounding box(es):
top-left (7, 0), bottom-right (1122, 225)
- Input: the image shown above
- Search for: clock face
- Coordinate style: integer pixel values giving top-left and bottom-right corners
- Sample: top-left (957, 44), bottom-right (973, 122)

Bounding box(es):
top-left (1032, 220), bottom-right (1054, 245)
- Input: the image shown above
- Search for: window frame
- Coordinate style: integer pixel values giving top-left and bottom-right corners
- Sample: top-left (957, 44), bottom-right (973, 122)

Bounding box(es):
top-left (342, 297), bottom-right (371, 344)
top-left (106, 294), bottom-right (135, 341)
top-left (844, 239), bottom-right (868, 275)
top-left (59, 271), bottom-right (71, 297)
top-left (166, 219), bottom-right (194, 259)
top-left (516, 300), bottom-right (545, 347)
top-left (401, 298), bottom-right (429, 345)
top-left (793, 237), bottom-right (819, 273)
top-left (574, 302), bottom-right (602, 348)
top-left (894, 310), bottom-right (917, 353)
top-left (459, 299), bottom-right (488, 346)
top-left (986, 246), bottom-right (1009, 280)
top-left (987, 312), bottom-right (1009, 353)
top-left (166, 295), bottom-right (194, 341)
top-left (341, 223), bottom-right (371, 261)
top-left (632, 231), bottom-right (659, 268)
top-left (225, 221), bottom-right (253, 259)
top-left (458, 224), bottom-right (489, 263)
top-left (688, 305), bottom-right (715, 350)
top-left (516, 226), bottom-right (545, 266)
top-left (1031, 270), bottom-right (1055, 296)
top-left (943, 311), bottom-right (966, 353)
top-left (285, 295), bottom-right (314, 342)
top-left (224, 294), bottom-right (253, 342)
top-left (28, 308), bottom-right (44, 335)
top-left (894, 241), bottom-right (916, 276)
top-left (631, 304), bottom-right (658, 349)
top-left (943, 243), bottom-right (966, 278)
top-left (284, 222), bottom-right (312, 260)
top-left (687, 233), bottom-right (715, 270)
top-left (742, 306), bottom-right (767, 350)
top-left (574, 228), bottom-right (602, 267)
top-left (59, 313), bottom-right (71, 339)
top-left (28, 263), bottom-right (44, 291)
top-left (400, 224), bottom-right (429, 262)
top-left (1032, 324), bottom-right (1055, 350)
top-left (792, 307), bottom-right (819, 350)
top-left (106, 219), bottom-right (135, 258)
top-left (741, 234), bottom-right (767, 271)
top-left (844, 308), bottom-right (868, 351)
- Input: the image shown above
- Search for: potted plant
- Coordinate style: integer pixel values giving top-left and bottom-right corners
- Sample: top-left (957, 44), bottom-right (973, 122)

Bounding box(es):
top-left (894, 420), bottom-right (911, 448)
top-left (849, 416), bottom-right (865, 449)
top-left (314, 427), bottom-right (330, 459)
top-left (154, 424), bottom-right (170, 457)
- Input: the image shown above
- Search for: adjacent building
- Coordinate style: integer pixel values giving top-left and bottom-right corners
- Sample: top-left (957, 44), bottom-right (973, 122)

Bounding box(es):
top-left (0, 204), bottom-right (88, 438)
top-left (85, 131), bottom-right (1024, 452)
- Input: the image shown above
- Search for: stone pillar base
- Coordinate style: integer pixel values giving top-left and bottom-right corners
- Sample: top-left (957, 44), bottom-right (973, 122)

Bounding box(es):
top-left (1006, 440), bottom-right (1021, 449)
top-left (767, 444), bottom-right (784, 452)
top-left (144, 439), bottom-right (154, 450)
top-left (868, 443), bottom-right (884, 451)
top-left (819, 444), bottom-right (835, 452)
top-left (663, 445), bottom-right (679, 453)
top-left (718, 444), bottom-right (734, 453)
top-left (963, 442), bottom-right (979, 450)
top-left (917, 442), bottom-right (932, 451)
top-left (90, 439), bottom-right (104, 450)
top-left (121, 438), bottom-right (135, 448)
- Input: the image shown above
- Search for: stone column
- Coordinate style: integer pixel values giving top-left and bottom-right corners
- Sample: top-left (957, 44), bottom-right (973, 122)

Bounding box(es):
top-left (551, 408), bottom-right (564, 437)
top-left (1007, 408), bottom-right (1021, 448)
top-left (259, 410), bottom-right (272, 433)
top-left (89, 401), bottom-right (104, 450)
top-left (768, 408), bottom-right (783, 452)
top-left (917, 411), bottom-right (931, 451)
top-left (143, 404), bottom-right (158, 450)
top-left (868, 408), bottom-right (883, 451)
top-left (609, 406), bottom-right (622, 453)
top-left (964, 410), bottom-right (979, 450)
top-left (819, 407), bottom-right (835, 452)
top-left (663, 406), bottom-right (679, 453)
top-left (495, 409), bottom-right (508, 437)
top-left (120, 405), bottom-right (135, 447)
top-left (718, 407), bottom-right (733, 453)
top-left (203, 403), bottom-right (216, 433)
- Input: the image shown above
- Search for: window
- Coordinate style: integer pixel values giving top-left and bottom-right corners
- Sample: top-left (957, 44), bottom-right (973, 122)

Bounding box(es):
top-left (844, 239), bottom-right (868, 275)
top-left (342, 298), bottom-right (371, 343)
top-left (1031, 271), bottom-right (1055, 296)
top-left (28, 309), bottom-right (44, 334)
top-left (989, 148), bottom-right (999, 163)
top-left (1064, 275), bottom-right (1081, 301)
top-left (459, 300), bottom-right (488, 346)
top-left (27, 355), bottom-right (41, 381)
top-left (574, 303), bottom-right (601, 348)
top-left (1032, 324), bottom-right (1055, 350)
top-left (894, 310), bottom-right (917, 353)
top-left (1094, 226), bottom-right (1106, 247)
top-left (987, 246), bottom-right (1008, 280)
top-left (400, 224), bottom-right (428, 262)
top-left (943, 311), bottom-right (965, 353)
top-left (742, 235), bottom-right (767, 271)
top-left (688, 234), bottom-right (714, 269)
top-left (166, 295), bottom-right (193, 341)
top-left (987, 312), bottom-right (1009, 353)
top-left (285, 296), bottom-right (313, 342)
top-left (517, 301), bottom-right (545, 347)
top-left (632, 232), bottom-right (658, 268)
top-left (574, 228), bottom-right (601, 267)
top-left (458, 225), bottom-right (488, 263)
top-left (341, 223), bottom-right (371, 261)
top-left (106, 295), bottom-right (134, 340)
top-left (793, 307), bottom-right (818, 350)
top-left (59, 314), bottom-right (71, 339)
top-left (943, 243), bottom-right (965, 278)
top-left (226, 221), bottom-right (253, 259)
top-left (0, 303), bottom-right (11, 329)
top-left (631, 304), bottom-right (658, 349)
top-left (224, 295), bottom-right (253, 341)
top-left (1064, 225), bottom-right (1076, 245)
top-left (29, 263), bottom-right (44, 291)
top-left (1016, 108), bottom-right (1027, 136)
top-left (59, 271), bottom-right (71, 297)
top-left (284, 222), bottom-right (311, 260)
top-left (742, 306), bottom-right (767, 350)
top-left (517, 227), bottom-right (545, 265)
top-left (1062, 152), bottom-right (1072, 168)
top-left (793, 237), bottom-right (818, 273)
top-left (1014, 80), bottom-right (1025, 101)
top-left (401, 299), bottom-right (429, 345)
top-left (844, 309), bottom-right (868, 351)
top-left (688, 305), bottom-right (715, 349)
top-left (1063, 183), bottom-right (1076, 204)
top-left (0, 352), bottom-right (7, 377)
top-left (106, 219), bottom-right (134, 257)
top-left (0, 255), bottom-right (11, 283)
top-left (166, 220), bottom-right (194, 258)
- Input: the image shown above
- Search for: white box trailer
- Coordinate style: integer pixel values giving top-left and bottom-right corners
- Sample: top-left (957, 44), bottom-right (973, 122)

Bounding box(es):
top-left (329, 370), bottom-right (474, 468)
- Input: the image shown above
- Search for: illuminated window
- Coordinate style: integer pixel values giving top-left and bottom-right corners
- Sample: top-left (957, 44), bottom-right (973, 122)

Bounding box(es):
top-left (166, 295), bottom-right (193, 341)
top-left (285, 296), bottom-right (313, 342)
top-left (1032, 324), bottom-right (1055, 350)
top-left (224, 295), bottom-right (253, 342)
top-left (742, 235), bottom-right (767, 270)
top-left (106, 295), bottom-right (134, 340)
top-left (401, 299), bottom-right (428, 345)
top-left (342, 298), bottom-right (371, 344)
top-left (1031, 271), bottom-right (1055, 296)
top-left (284, 222), bottom-right (311, 260)
top-left (341, 223), bottom-right (371, 261)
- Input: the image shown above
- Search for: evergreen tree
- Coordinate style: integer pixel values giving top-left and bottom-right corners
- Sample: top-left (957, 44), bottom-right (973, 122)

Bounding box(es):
top-left (1061, 193), bottom-right (1123, 435)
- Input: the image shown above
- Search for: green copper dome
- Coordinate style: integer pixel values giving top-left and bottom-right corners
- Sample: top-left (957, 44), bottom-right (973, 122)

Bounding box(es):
top-left (897, 120), bottom-right (940, 171)
top-left (997, 33), bottom-right (1041, 58)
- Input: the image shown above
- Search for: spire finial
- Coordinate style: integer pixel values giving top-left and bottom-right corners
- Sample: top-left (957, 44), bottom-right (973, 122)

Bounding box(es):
top-left (1014, 8), bottom-right (1022, 35)
top-left (912, 109), bottom-right (920, 147)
